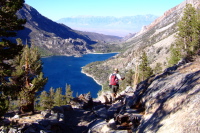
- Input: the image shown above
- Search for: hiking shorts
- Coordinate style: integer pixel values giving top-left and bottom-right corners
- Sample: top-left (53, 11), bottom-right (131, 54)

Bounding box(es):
top-left (111, 84), bottom-right (119, 94)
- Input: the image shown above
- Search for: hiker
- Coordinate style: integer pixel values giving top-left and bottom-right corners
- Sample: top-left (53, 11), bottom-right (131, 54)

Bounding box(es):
top-left (109, 68), bottom-right (125, 102)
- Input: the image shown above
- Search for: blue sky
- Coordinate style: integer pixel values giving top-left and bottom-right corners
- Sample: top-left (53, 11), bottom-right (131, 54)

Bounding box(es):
top-left (25, 0), bottom-right (184, 21)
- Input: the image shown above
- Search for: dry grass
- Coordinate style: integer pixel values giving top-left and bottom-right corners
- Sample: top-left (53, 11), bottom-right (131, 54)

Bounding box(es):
top-left (178, 57), bottom-right (200, 73)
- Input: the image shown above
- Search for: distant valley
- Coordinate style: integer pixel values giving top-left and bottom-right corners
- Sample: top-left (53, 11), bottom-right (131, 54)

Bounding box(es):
top-left (15, 4), bottom-right (123, 57)
top-left (15, 4), bottom-right (158, 57)
top-left (57, 15), bottom-right (158, 37)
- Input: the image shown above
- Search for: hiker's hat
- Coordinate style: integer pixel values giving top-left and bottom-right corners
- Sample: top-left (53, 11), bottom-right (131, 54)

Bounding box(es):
top-left (114, 68), bottom-right (119, 72)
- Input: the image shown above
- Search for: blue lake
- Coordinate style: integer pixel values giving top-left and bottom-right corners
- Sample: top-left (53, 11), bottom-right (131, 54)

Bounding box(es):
top-left (41, 53), bottom-right (117, 98)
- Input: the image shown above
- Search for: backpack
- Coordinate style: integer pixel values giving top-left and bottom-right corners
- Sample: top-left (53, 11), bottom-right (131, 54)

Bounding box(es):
top-left (110, 74), bottom-right (118, 85)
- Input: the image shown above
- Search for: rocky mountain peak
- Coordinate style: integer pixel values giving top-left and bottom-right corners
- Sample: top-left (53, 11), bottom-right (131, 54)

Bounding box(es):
top-left (136, 0), bottom-right (200, 36)
top-left (57, 15), bottom-right (158, 37)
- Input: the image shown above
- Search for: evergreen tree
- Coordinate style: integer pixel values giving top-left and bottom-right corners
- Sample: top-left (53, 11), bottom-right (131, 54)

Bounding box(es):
top-left (139, 51), bottom-right (153, 81)
top-left (0, 0), bottom-right (26, 37)
top-left (65, 84), bottom-right (73, 104)
top-left (54, 87), bottom-right (63, 106)
top-left (38, 91), bottom-right (49, 110)
top-left (168, 45), bottom-right (182, 66)
top-left (0, 0), bottom-right (26, 117)
top-left (168, 4), bottom-right (200, 66)
top-left (193, 8), bottom-right (200, 53)
top-left (37, 87), bottom-right (54, 110)
top-left (11, 44), bottom-right (47, 113)
top-left (176, 4), bottom-right (199, 58)
top-left (48, 87), bottom-right (55, 108)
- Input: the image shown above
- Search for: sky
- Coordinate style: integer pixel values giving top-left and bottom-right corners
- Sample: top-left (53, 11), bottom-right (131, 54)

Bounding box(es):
top-left (25, 0), bottom-right (184, 21)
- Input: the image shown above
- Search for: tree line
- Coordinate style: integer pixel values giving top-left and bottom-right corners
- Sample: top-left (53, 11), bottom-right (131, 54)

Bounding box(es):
top-left (35, 84), bottom-right (73, 110)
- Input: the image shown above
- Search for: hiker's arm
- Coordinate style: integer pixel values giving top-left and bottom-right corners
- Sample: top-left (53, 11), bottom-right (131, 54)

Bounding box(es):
top-left (117, 74), bottom-right (125, 80)
top-left (121, 77), bottom-right (125, 80)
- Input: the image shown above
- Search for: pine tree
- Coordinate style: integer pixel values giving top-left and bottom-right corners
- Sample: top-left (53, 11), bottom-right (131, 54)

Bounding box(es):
top-left (11, 44), bottom-right (47, 113)
top-left (139, 51), bottom-right (153, 81)
top-left (48, 87), bottom-right (55, 108)
top-left (37, 87), bottom-right (55, 110)
top-left (65, 84), bottom-right (73, 104)
top-left (54, 87), bottom-right (63, 106)
top-left (193, 8), bottom-right (200, 53)
top-left (175, 4), bottom-right (198, 58)
top-left (38, 91), bottom-right (49, 110)
top-left (168, 45), bottom-right (182, 66)
top-left (0, 0), bottom-right (26, 117)
top-left (168, 4), bottom-right (200, 66)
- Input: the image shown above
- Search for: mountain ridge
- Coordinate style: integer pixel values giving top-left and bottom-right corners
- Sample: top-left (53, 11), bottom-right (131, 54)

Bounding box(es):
top-left (57, 15), bottom-right (158, 37)
top-left (136, 0), bottom-right (200, 36)
top-left (15, 4), bottom-right (123, 57)
top-left (16, 4), bottom-right (95, 56)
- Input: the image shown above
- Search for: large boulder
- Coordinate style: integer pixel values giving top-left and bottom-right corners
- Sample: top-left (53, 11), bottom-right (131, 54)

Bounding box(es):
top-left (97, 91), bottom-right (112, 104)
top-left (70, 93), bottom-right (94, 109)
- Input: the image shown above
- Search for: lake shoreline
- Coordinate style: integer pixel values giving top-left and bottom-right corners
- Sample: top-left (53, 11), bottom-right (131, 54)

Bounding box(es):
top-left (81, 69), bottom-right (102, 86)
top-left (80, 52), bottom-right (119, 87)
top-left (42, 52), bottom-right (119, 58)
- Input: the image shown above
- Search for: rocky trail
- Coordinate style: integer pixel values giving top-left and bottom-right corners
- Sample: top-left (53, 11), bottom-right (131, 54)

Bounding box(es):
top-left (1, 58), bottom-right (200, 133)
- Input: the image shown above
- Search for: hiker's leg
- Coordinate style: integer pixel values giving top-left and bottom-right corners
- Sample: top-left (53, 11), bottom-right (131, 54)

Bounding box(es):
top-left (111, 85), bottom-right (117, 102)
top-left (115, 84), bottom-right (119, 98)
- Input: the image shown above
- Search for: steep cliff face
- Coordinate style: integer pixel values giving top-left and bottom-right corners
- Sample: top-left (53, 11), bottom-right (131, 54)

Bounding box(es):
top-left (15, 4), bottom-right (95, 56)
